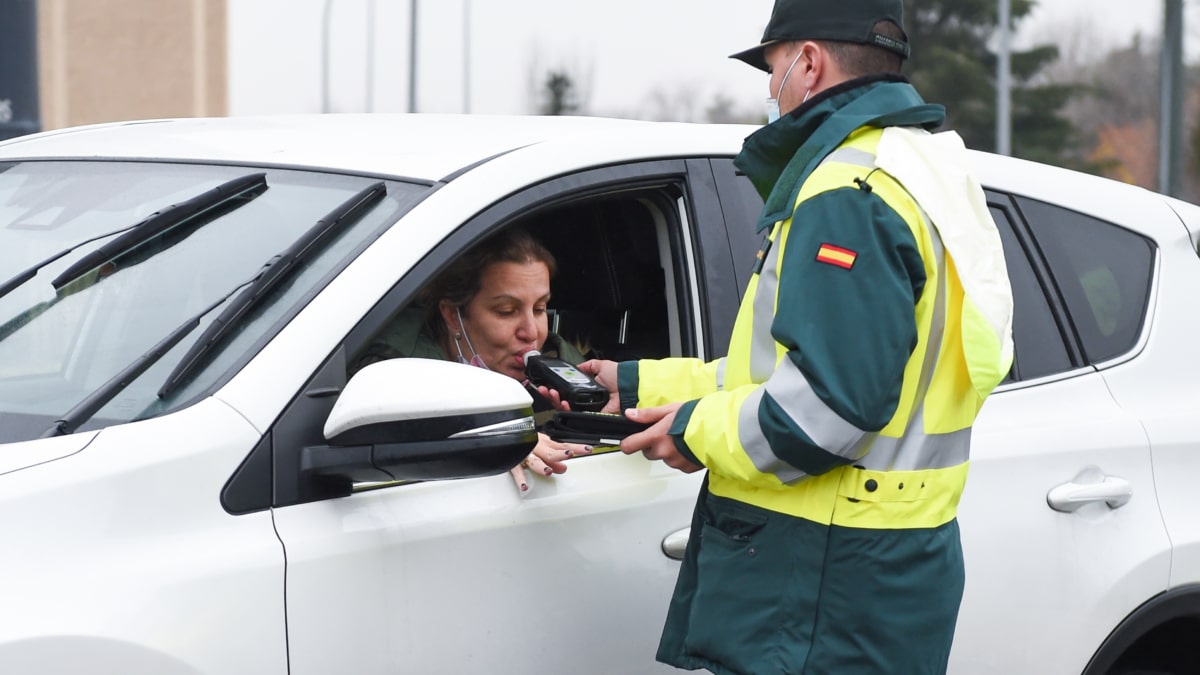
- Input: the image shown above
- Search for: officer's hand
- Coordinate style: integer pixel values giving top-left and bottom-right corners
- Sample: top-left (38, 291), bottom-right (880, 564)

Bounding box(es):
top-left (577, 359), bottom-right (620, 414)
top-left (620, 404), bottom-right (702, 474)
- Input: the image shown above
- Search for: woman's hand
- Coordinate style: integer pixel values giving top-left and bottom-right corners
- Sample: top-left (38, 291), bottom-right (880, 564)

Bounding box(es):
top-left (509, 432), bottom-right (593, 494)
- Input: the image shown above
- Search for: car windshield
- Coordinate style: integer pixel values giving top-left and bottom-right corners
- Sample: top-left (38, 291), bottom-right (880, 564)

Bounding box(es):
top-left (0, 160), bottom-right (427, 443)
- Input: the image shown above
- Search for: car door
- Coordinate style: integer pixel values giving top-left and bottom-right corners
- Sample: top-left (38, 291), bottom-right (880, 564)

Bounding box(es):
top-left (951, 194), bottom-right (1168, 675)
top-left (709, 161), bottom-right (1170, 674)
top-left (265, 160), bottom-right (737, 675)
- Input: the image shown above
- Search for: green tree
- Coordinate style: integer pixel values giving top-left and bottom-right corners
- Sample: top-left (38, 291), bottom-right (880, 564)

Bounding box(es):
top-left (904, 0), bottom-right (1087, 168)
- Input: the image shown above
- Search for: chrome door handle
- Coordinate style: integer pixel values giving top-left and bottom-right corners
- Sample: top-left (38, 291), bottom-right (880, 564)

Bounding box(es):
top-left (662, 528), bottom-right (690, 560)
top-left (1047, 468), bottom-right (1133, 512)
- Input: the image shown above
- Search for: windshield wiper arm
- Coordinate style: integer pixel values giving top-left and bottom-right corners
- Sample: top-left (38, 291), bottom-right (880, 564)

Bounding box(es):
top-left (50, 172), bottom-right (269, 291)
top-left (157, 182), bottom-right (387, 399)
top-left (0, 224), bottom-right (139, 301)
top-left (40, 278), bottom-right (256, 438)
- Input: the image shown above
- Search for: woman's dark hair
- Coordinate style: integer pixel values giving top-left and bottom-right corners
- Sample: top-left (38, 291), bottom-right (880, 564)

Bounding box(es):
top-left (420, 226), bottom-right (557, 342)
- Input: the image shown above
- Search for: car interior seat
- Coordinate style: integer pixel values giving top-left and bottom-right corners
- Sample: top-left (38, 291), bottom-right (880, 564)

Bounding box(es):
top-left (524, 196), bottom-right (669, 362)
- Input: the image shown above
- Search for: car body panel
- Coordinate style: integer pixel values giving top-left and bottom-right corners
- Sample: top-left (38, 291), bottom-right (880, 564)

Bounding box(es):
top-left (0, 430), bottom-right (97, 475)
top-left (954, 370), bottom-right (1168, 673)
top-left (276, 450), bottom-right (700, 674)
top-left (0, 398), bottom-right (285, 674)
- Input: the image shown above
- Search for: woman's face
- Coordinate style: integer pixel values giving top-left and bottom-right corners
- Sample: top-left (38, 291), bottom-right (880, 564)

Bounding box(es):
top-left (443, 260), bottom-right (551, 381)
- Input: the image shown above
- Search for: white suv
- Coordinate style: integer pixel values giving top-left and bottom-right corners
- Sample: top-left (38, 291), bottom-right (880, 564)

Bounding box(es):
top-left (0, 115), bottom-right (1197, 674)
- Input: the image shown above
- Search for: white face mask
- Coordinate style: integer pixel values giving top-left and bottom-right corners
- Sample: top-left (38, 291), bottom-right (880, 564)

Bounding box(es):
top-left (765, 49), bottom-right (808, 124)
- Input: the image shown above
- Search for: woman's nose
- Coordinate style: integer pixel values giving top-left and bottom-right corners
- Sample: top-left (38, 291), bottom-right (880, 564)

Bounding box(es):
top-left (515, 312), bottom-right (538, 341)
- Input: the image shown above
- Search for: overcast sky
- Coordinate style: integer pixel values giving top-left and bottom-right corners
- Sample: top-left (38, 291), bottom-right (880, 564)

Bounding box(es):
top-left (228, 0), bottom-right (1193, 119)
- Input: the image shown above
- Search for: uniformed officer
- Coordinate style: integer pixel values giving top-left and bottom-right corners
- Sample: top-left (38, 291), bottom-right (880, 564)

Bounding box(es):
top-left (579, 0), bottom-right (1014, 672)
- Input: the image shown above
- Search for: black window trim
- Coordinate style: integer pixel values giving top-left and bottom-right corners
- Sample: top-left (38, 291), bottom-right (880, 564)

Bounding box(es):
top-left (1008, 192), bottom-right (1159, 373)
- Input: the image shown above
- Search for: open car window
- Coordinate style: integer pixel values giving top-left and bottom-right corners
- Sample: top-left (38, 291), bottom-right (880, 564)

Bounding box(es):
top-left (349, 186), bottom-right (695, 380)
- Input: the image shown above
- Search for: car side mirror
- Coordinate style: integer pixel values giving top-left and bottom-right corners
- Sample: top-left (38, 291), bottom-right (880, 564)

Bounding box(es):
top-left (300, 359), bottom-right (536, 488)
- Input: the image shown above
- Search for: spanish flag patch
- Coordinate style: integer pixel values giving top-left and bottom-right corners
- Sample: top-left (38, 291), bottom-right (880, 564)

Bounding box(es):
top-left (815, 243), bottom-right (857, 270)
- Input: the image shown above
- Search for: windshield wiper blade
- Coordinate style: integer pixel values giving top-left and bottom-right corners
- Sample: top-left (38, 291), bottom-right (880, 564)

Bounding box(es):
top-left (157, 181), bottom-right (387, 399)
top-left (40, 278), bottom-right (255, 438)
top-left (50, 172), bottom-right (269, 291)
top-left (0, 224), bottom-right (139, 301)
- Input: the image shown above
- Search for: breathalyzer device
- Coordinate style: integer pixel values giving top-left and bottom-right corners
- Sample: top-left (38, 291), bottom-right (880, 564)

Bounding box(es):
top-left (523, 350), bottom-right (609, 412)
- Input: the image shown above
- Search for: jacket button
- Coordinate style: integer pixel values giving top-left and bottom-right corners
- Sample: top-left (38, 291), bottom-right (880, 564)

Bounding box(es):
top-left (865, 479), bottom-right (878, 492)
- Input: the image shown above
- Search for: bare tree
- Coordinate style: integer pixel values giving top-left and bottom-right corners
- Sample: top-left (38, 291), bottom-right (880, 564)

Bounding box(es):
top-left (525, 46), bottom-right (593, 116)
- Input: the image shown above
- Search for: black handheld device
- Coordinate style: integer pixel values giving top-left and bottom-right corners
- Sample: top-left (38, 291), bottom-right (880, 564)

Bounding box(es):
top-left (523, 350), bottom-right (609, 412)
top-left (542, 411), bottom-right (651, 446)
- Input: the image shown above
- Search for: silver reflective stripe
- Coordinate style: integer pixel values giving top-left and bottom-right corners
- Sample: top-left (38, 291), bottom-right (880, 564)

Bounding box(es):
top-left (824, 147), bottom-right (877, 168)
top-left (715, 357), bottom-right (727, 391)
top-left (860, 427), bottom-right (972, 470)
top-left (737, 357), bottom-right (871, 485)
top-left (764, 357), bottom-right (869, 456)
top-left (750, 228), bottom-right (782, 381)
top-left (737, 387), bottom-right (806, 484)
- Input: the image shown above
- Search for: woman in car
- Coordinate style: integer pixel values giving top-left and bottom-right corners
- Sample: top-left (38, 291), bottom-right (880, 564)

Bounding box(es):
top-left (351, 226), bottom-right (593, 493)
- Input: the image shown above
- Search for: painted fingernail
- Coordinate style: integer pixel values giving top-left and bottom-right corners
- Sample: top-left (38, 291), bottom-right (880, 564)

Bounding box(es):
top-left (583, 445), bottom-right (594, 453)
top-left (565, 448), bottom-right (574, 457)
top-left (543, 467), bottom-right (552, 475)
top-left (521, 483), bottom-right (528, 492)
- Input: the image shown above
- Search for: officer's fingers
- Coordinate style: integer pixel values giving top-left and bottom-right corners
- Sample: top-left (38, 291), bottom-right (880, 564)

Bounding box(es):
top-left (601, 397), bottom-right (621, 415)
top-left (625, 404), bottom-right (679, 425)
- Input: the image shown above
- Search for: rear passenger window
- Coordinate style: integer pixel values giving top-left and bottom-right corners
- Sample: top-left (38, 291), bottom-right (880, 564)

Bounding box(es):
top-left (1017, 197), bottom-right (1155, 364)
top-left (990, 205), bottom-right (1071, 380)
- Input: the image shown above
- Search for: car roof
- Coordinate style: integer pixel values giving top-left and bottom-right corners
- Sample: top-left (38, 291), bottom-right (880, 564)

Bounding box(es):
top-left (0, 114), bottom-right (757, 182)
top-left (0, 113), bottom-right (1173, 241)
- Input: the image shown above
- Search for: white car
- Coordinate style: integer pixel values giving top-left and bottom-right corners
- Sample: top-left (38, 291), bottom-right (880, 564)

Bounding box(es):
top-left (0, 114), bottom-right (1197, 675)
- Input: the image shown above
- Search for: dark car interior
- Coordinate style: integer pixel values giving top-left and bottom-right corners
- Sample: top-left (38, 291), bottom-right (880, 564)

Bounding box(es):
top-left (348, 188), bottom-right (683, 375)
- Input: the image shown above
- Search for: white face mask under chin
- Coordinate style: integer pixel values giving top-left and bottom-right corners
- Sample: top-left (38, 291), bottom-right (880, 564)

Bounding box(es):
top-left (765, 50), bottom-right (808, 124)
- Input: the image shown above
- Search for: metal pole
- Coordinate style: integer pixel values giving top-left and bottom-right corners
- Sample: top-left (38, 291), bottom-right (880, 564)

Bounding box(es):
top-left (1159, 0), bottom-right (1184, 197)
top-left (996, 0), bottom-right (1012, 156)
top-left (409, 0), bottom-right (418, 113)
top-left (366, 0), bottom-right (375, 112)
top-left (321, 0), bottom-right (333, 113)
top-left (463, 0), bottom-right (471, 113)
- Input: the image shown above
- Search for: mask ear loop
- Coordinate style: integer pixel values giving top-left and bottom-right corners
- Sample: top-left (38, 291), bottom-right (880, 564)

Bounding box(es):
top-left (455, 306), bottom-right (483, 363)
top-left (775, 48), bottom-right (806, 101)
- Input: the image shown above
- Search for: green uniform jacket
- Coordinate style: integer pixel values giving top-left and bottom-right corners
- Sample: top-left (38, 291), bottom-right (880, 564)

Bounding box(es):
top-left (619, 75), bottom-right (1012, 674)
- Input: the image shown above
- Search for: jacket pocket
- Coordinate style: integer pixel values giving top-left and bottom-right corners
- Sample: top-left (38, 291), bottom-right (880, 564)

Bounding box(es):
top-left (682, 496), bottom-right (785, 673)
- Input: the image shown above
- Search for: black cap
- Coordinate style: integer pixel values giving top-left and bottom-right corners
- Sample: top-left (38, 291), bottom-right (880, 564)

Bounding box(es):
top-left (730, 0), bottom-right (910, 72)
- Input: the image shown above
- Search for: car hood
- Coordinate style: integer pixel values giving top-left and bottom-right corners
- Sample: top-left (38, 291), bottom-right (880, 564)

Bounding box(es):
top-left (0, 431), bottom-right (98, 476)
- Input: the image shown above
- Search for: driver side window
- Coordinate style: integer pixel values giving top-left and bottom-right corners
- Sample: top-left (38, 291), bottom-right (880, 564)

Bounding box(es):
top-left (348, 188), bottom-right (690, 378)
